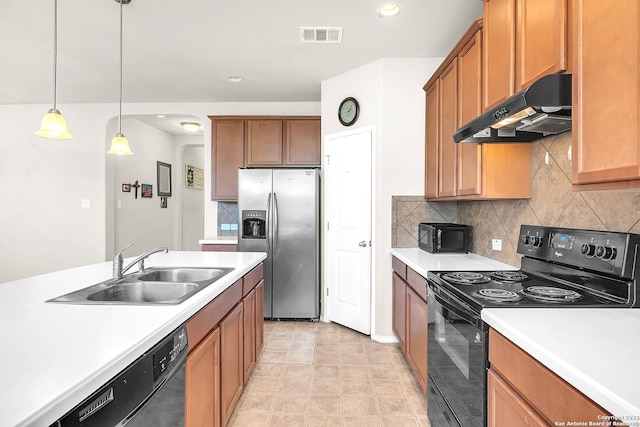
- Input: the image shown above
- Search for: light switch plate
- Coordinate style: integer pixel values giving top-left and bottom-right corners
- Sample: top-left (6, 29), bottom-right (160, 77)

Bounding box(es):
top-left (492, 239), bottom-right (502, 251)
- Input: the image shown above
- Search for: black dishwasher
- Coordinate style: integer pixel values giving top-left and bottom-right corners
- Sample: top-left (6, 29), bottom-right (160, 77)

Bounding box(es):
top-left (51, 324), bottom-right (188, 427)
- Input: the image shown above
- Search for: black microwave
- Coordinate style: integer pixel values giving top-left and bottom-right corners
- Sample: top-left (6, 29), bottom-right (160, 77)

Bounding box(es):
top-left (418, 223), bottom-right (473, 253)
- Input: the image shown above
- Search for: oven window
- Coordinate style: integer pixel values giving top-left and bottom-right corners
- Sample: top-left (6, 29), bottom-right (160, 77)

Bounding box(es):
top-left (428, 293), bottom-right (487, 427)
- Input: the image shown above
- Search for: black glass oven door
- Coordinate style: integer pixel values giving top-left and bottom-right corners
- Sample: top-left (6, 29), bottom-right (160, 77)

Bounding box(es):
top-left (428, 284), bottom-right (488, 427)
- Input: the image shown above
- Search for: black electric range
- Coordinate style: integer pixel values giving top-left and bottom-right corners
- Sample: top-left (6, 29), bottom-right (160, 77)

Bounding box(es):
top-left (425, 225), bottom-right (640, 427)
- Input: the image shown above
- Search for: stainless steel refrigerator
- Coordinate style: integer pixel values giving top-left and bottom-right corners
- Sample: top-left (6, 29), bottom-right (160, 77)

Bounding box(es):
top-left (237, 168), bottom-right (320, 319)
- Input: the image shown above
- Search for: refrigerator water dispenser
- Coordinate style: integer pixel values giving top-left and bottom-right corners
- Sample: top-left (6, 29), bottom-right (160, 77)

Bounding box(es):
top-left (242, 210), bottom-right (266, 239)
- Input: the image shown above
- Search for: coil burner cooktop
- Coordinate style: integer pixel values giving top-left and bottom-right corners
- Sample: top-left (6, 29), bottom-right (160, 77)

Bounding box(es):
top-left (427, 225), bottom-right (640, 312)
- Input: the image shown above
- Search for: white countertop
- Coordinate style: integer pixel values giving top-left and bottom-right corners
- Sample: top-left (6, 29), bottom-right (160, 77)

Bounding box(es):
top-left (483, 308), bottom-right (640, 418)
top-left (390, 247), bottom-right (517, 277)
top-left (199, 236), bottom-right (238, 245)
top-left (0, 251), bottom-right (266, 427)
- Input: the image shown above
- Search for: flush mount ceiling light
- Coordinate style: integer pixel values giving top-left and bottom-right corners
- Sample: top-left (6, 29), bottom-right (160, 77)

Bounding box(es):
top-left (108, 0), bottom-right (133, 155)
top-left (180, 121), bottom-right (201, 133)
top-left (36, 0), bottom-right (73, 139)
top-left (227, 75), bottom-right (244, 83)
top-left (377, 3), bottom-right (401, 18)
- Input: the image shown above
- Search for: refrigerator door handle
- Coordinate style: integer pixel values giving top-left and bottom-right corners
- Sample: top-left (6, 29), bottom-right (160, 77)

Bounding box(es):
top-left (273, 192), bottom-right (279, 254)
top-left (266, 192), bottom-right (273, 256)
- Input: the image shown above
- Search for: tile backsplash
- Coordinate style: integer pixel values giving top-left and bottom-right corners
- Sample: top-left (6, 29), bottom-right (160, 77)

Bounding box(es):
top-left (217, 202), bottom-right (239, 236)
top-left (392, 132), bottom-right (640, 267)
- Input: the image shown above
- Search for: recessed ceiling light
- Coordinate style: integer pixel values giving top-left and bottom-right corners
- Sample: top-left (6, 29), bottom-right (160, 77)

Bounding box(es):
top-left (377, 3), bottom-right (401, 17)
top-left (228, 75), bottom-right (244, 83)
top-left (157, 114), bottom-right (166, 118)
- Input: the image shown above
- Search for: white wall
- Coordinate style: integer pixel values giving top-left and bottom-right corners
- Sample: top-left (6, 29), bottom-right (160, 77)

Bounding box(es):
top-left (181, 145), bottom-right (205, 251)
top-left (113, 119), bottom-right (175, 255)
top-left (321, 58), bottom-right (443, 340)
top-left (0, 102), bottom-right (319, 283)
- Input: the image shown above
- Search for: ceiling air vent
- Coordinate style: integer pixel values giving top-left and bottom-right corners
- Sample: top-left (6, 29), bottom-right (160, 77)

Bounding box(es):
top-left (300, 27), bottom-right (343, 43)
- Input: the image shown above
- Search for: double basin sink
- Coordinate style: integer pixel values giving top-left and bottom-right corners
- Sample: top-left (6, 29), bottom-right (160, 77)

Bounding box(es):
top-left (47, 267), bottom-right (234, 305)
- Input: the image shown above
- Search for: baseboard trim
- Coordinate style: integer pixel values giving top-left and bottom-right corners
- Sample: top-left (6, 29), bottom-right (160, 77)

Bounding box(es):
top-left (371, 334), bottom-right (399, 344)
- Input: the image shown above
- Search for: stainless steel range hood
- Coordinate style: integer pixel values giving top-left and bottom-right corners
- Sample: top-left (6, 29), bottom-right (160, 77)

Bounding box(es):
top-left (454, 74), bottom-right (572, 143)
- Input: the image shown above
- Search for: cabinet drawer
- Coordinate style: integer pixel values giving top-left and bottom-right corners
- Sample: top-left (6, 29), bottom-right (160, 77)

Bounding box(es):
top-left (489, 329), bottom-right (610, 424)
top-left (392, 256), bottom-right (407, 280)
top-left (406, 267), bottom-right (427, 302)
top-left (187, 279), bottom-right (242, 350)
top-left (242, 263), bottom-right (264, 296)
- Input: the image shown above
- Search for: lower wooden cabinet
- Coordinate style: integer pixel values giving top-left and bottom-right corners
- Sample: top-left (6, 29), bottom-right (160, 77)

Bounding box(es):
top-left (186, 327), bottom-right (221, 427)
top-left (391, 256), bottom-right (428, 394)
top-left (185, 263), bottom-right (264, 427)
top-left (392, 273), bottom-right (407, 353)
top-left (405, 286), bottom-right (428, 393)
top-left (242, 288), bottom-right (257, 384)
top-left (220, 303), bottom-right (244, 427)
top-left (487, 369), bottom-right (546, 427)
top-left (255, 279), bottom-right (264, 356)
top-left (202, 244), bottom-right (237, 252)
top-left (488, 328), bottom-right (614, 426)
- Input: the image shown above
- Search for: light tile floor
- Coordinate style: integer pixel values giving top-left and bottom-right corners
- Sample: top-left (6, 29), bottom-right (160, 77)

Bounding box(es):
top-left (228, 320), bottom-right (430, 427)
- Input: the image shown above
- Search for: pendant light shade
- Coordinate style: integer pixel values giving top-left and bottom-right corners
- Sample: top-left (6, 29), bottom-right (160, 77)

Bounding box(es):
top-left (108, 133), bottom-right (133, 155)
top-left (36, 109), bottom-right (73, 139)
top-left (108, 0), bottom-right (133, 155)
top-left (36, 0), bottom-right (73, 139)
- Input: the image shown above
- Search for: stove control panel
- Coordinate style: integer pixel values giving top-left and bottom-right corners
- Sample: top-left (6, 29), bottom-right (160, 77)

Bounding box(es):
top-left (518, 225), bottom-right (640, 279)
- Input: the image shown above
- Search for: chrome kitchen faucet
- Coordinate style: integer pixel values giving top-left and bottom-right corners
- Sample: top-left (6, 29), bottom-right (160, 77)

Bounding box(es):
top-left (112, 243), bottom-right (168, 279)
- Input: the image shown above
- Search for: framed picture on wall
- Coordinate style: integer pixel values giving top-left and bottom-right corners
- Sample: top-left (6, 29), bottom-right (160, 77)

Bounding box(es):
top-left (141, 184), bottom-right (153, 198)
top-left (157, 161), bottom-right (172, 197)
top-left (186, 164), bottom-right (203, 189)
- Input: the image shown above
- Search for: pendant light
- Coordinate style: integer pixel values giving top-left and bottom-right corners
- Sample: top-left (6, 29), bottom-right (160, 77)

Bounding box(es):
top-left (36, 0), bottom-right (73, 139)
top-left (107, 0), bottom-right (133, 155)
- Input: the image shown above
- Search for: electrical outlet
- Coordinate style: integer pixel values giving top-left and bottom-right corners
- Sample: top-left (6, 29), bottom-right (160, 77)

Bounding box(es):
top-left (81, 199), bottom-right (91, 209)
top-left (492, 239), bottom-right (502, 251)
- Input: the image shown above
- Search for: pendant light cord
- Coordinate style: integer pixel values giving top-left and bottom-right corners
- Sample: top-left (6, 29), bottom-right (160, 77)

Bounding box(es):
top-left (52, 0), bottom-right (58, 110)
top-left (117, 0), bottom-right (124, 134)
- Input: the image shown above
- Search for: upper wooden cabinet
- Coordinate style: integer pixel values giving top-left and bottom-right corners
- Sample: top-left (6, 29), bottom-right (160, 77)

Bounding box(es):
top-left (571, 0), bottom-right (640, 190)
top-left (285, 119), bottom-right (321, 165)
top-left (483, 0), bottom-right (569, 112)
top-left (211, 119), bottom-right (245, 201)
top-left (209, 116), bottom-right (321, 201)
top-left (423, 19), bottom-right (531, 200)
top-left (246, 120), bottom-right (283, 166)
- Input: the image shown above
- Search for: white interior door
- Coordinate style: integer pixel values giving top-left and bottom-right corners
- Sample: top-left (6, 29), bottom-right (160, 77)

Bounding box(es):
top-left (324, 129), bottom-right (372, 335)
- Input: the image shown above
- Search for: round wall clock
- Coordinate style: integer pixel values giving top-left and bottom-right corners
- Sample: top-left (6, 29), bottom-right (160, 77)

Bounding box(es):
top-left (338, 97), bottom-right (360, 126)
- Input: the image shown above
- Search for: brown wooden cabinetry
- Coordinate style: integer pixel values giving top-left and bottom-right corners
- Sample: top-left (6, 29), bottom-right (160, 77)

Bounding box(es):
top-left (202, 244), bottom-right (237, 252)
top-left (482, 0), bottom-right (568, 112)
top-left (488, 328), bottom-right (614, 426)
top-left (211, 120), bottom-right (244, 201)
top-left (424, 82), bottom-right (439, 199)
top-left (391, 256), bottom-right (427, 394)
top-left (185, 263), bottom-right (264, 427)
top-left (241, 264), bottom-right (265, 384)
top-left (220, 302), bottom-right (244, 427)
top-left (186, 327), bottom-right (221, 427)
top-left (405, 286), bottom-right (428, 393)
top-left (571, 0), bottom-right (640, 190)
top-left (438, 60), bottom-right (459, 198)
top-left (392, 272), bottom-right (407, 353)
top-left (285, 119), bottom-right (321, 165)
top-left (423, 19), bottom-right (531, 200)
top-left (209, 116), bottom-right (321, 201)
top-left (246, 120), bottom-right (283, 166)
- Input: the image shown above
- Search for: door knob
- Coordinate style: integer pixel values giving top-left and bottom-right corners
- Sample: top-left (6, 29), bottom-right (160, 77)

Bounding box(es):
top-left (359, 241), bottom-right (367, 247)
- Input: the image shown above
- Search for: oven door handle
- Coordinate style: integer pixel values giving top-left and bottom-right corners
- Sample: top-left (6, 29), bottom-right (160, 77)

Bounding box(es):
top-left (428, 282), bottom-right (482, 327)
